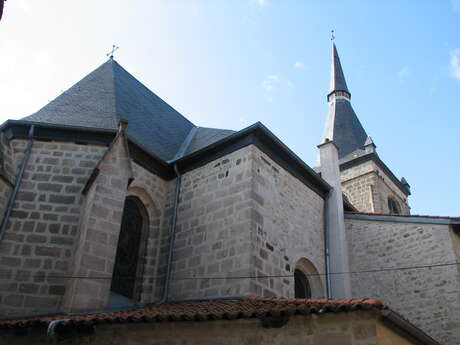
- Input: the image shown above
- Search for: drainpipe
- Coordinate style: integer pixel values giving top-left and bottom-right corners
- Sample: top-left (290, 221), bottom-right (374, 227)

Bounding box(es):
top-left (323, 190), bottom-right (332, 299)
top-left (0, 125), bottom-right (35, 241)
top-left (47, 319), bottom-right (68, 345)
top-left (162, 164), bottom-right (182, 302)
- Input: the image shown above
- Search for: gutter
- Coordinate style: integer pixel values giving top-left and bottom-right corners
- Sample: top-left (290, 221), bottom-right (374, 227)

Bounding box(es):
top-left (345, 212), bottom-right (460, 225)
top-left (0, 125), bottom-right (35, 241)
top-left (323, 191), bottom-right (332, 298)
top-left (380, 309), bottom-right (441, 345)
top-left (162, 164), bottom-right (182, 302)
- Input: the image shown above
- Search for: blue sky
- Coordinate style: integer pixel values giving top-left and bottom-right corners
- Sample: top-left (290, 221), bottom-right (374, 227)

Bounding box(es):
top-left (0, 1), bottom-right (459, 215)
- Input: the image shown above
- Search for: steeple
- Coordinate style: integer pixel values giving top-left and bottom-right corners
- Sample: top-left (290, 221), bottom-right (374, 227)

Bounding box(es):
top-left (328, 43), bottom-right (350, 100)
top-left (322, 43), bottom-right (368, 159)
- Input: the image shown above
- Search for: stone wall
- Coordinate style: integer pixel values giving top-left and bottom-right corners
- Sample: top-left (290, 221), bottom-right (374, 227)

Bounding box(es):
top-left (346, 217), bottom-right (460, 345)
top-left (128, 162), bottom-right (172, 302)
top-left (0, 177), bottom-right (12, 226)
top-left (0, 312), bottom-right (422, 345)
top-left (0, 132), bottom-right (19, 184)
top-left (0, 139), bottom-right (106, 316)
top-left (341, 160), bottom-right (409, 214)
top-left (168, 145), bottom-right (325, 300)
top-left (62, 132), bottom-right (133, 313)
top-left (169, 146), bottom-right (254, 299)
top-left (250, 147), bottom-right (325, 298)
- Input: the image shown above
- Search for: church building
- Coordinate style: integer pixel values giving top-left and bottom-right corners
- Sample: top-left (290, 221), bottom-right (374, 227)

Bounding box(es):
top-left (0, 44), bottom-right (458, 345)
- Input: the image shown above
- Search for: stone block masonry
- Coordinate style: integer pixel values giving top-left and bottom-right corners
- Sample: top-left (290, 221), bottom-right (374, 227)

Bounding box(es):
top-left (250, 147), bottom-right (325, 298)
top-left (168, 145), bottom-right (326, 300)
top-left (341, 160), bottom-right (409, 214)
top-left (0, 139), bottom-right (106, 317)
top-left (346, 217), bottom-right (460, 345)
top-left (0, 178), bottom-right (12, 229)
top-left (62, 131), bottom-right (133, 313)
top-left (127, 162), bottom-right (171, 303)
top-left (169, 146), bottom-right (255, 299)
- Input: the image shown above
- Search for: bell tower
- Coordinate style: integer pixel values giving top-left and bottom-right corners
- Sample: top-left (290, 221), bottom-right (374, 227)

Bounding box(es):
top-left (320, 43), bottom-right (411, 214)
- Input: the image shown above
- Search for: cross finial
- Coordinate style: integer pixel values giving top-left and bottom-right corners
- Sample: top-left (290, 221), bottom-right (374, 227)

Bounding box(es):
top-left (107, 45), bottom-right (119, 60)
top-left (331, 30), bottom-right (335, 41)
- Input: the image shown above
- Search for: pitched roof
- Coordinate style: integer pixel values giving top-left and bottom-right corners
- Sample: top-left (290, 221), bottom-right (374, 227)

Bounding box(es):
top-left (0, 297), bottom-right (384, 329)
top-left (329, 43), bottom-right (350, 95)
top-left (185, 127), bottom-right (236, 155)
top-left (323, 99), bottom-right (369, 158)
top-left (22, 59), bottom-right (195, 161)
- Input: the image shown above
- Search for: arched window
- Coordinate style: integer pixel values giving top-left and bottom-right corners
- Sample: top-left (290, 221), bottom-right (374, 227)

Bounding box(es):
top-left (388, 197), bottom-right (401, 214)
top-left (294, 258), bottom-right (324, 299)
top-left (294, 269), bottom-right (312, 298)
top-left (111, 196), bottom-right (148, 300)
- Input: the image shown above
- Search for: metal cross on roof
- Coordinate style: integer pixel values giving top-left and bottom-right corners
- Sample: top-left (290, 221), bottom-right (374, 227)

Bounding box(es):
top-left (331, 30), bottom-right (335, 41)
top-left (107, 45), bottom-right (119, 60)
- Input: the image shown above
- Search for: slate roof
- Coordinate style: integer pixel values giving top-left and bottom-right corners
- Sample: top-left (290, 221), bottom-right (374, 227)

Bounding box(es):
top-left (22, 59), bottom-right (200, 161)
top-left (0, 297), bottom-right (385, 329)
top-left (323, 99), bottom-right (369, 158)
top-left (329, 43), bottom-right (350, 95)
top-left (185, 127), bottom-right (236, 155)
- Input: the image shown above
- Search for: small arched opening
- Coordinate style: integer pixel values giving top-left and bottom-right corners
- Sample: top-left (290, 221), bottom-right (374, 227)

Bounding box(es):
top-left (294, 269), bottom-right (311, 298)
top-left (110, 196), bottom-right (149, 302)
top-left (388, 197), bottom-right (401, 214)
top-left (294, 258), bottom-right (324, 299)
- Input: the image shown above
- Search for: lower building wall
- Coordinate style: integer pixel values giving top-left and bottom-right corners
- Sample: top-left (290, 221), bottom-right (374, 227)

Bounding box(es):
top-left (168, 146), bottom-right (255, 299)
top-left (250, 147), bottom-right (326, 298)
top-left (346, 218), bottom-right (460, 345)
top-left (0, 177), bottom-right (12, 226)
top-left (0, 140), bottom-right (106, 317)
top-left (0, 312), bottom-right (415, 345)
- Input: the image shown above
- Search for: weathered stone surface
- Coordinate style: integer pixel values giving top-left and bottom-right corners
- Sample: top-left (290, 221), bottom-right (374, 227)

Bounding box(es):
top-left (346, 218), bottom-right (460, 344)
top-left (340, 160), bottom-right (410, 214)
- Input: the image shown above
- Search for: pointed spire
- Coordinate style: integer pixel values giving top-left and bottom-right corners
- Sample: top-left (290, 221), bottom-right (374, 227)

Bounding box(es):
top-left (364, 136), bottom-right (376, 153)
top-left (328, 43), bottom-right (350, 98)
top-left (321, 42), bottom-right (368, 159)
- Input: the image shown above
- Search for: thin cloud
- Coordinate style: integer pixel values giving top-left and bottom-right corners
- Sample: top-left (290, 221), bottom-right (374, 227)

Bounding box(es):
top-left (398, 66), bottom-right (411, 82)
top-left (287, 80), bottom-right (295, 88)
top-left (450, 49), bottom-right (460, 81)
top-left (451, 0), bottom-right (460, 11)
top-left (261, 75), bottom-right (279, 91)
top-left (250, 0), bottom-right (267, 7)
top-left (294, 61), bottom-right (305, 70)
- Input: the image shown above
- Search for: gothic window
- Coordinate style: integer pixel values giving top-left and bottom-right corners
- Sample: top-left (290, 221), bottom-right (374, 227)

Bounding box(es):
top-left (388, 197), bottom-right (401, 214)
top-left (111, 196), bottom-right (148, 300)
top-left (294, 269), bottom-right (312, 299)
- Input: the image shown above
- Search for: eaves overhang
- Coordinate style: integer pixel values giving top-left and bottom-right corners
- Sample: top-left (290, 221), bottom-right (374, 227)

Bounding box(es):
top-left (0, 120), bottom-right (174, 180)
top-left (171, 122), bottom-right (331, 198)
top-left (0, 120), bottom-right (331, 198)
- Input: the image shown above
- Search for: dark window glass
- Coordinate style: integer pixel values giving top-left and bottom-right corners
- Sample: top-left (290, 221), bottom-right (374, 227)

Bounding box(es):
top-left (388, 198), bottom-right (401, 214)
top-left (111, 197), bottom-right (144, 299)
top-left (294, 269), bottom-right (311, 298)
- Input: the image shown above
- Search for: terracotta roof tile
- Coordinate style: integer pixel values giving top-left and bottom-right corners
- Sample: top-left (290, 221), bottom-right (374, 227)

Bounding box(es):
top-left (0, 297), bottom-right (385, 330)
